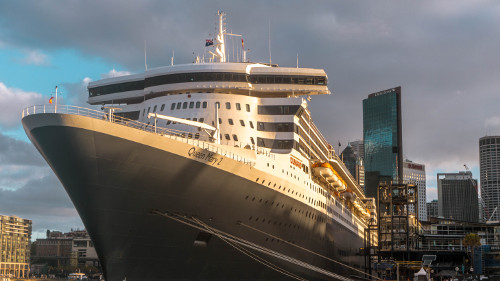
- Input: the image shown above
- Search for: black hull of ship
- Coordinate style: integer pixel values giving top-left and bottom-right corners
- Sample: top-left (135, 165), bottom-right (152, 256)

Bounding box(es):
top-left (23, 113), bottom-right (365, 281)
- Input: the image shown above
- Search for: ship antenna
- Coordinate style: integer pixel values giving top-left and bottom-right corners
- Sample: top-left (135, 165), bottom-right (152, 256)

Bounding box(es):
top-left (144, 40), bottom-right (148, 70)
top-left (268, 19), bottom-right (272, 66)
top-left (296, 53), bottom-right (299, 68)
top-left (171, 50), bottom-right (174, 66)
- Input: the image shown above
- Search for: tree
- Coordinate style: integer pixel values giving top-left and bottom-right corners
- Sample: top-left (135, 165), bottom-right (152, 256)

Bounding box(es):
top-left (463, 233), bottom-right (481, 271)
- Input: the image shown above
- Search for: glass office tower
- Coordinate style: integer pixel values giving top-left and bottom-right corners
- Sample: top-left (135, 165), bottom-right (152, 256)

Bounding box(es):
top-left (363, 86), bottom-right (403, 198)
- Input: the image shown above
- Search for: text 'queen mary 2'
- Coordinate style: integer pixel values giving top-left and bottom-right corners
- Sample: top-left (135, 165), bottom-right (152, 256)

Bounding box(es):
top-left (22, 11), bottom-right (377, 281)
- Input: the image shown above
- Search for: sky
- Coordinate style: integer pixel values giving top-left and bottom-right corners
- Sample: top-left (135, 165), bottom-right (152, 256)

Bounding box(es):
top-left (1, 0), bottom-right (500, 239)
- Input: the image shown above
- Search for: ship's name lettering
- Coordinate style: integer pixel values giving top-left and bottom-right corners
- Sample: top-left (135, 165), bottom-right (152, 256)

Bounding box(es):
top-left (290, 156), bottom-right (302, 169)
top-left (188, 147), bottom-right (222, 165)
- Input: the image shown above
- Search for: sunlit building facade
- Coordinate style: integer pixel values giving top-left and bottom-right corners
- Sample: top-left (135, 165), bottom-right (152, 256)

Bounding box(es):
top-left (363, 86), bottom-right (403, 198)
top-left (0, 215), bottom-right (32, 278)
top-left (403, 159), bottom-right (427, 221)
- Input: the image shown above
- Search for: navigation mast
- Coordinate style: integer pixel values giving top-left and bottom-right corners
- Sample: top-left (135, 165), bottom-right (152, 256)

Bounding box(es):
top-left (208, 11), bottom-right (226, 63)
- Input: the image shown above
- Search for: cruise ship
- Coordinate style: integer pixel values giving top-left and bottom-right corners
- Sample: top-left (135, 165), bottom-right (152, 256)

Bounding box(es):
top-left (22, 12), bottom-right (377, 281)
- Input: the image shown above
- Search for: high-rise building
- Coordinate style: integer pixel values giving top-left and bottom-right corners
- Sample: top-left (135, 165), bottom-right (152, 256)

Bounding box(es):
top-left (437, 171), bottom-right (479, 222)
top-left (480, 136), bottom-right (500, 221)
top-left (403, 159), bottom-right (427, 221)
top-left (427, 199), bottom-right (438, 219)
top-left (340, 143), bottom-right (364, 188)
top-left (363, 86), bottom-right (403, 198)
top-left (0, 215), bottom-right (32, 278)
top-left (348, 140), bottom-right (364, 161)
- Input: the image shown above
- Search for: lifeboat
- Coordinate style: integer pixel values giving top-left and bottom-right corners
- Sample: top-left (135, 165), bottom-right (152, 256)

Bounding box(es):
top-left (343, 189), bottom-right (356, 202)
top-left (312, 162), bottom-right (347, 192)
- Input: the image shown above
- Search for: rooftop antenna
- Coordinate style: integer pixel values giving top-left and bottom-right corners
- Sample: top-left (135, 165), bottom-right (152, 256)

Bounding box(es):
top-left (144, 40), bottom-right (148, 70)
top-left (268, 19), bottom-right (272, 65)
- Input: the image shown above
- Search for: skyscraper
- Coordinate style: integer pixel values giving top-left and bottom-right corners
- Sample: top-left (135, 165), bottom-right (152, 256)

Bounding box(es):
top-left (437, 171), bottom-right (479, 222)
top-left (480, 136), bottom-right (500, 221)
top-left (340, 144), bottom-right (364, 188)
top-left (403, 159), bottom-right (427, 221)
top-left (348, 140), bottom-right (364, 161)
top-left (363, 86), bottom-right (403, 198)
top-left (0, 215), bottom-right (32, 278)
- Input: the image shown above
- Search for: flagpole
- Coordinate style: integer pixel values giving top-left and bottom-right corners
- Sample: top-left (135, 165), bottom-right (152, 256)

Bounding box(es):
top-left (55, 86), bottom-right (58, 113)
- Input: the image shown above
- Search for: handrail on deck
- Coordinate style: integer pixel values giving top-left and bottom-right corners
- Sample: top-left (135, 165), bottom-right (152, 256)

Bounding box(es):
top-left (22, 104), bottom-right (255, 166)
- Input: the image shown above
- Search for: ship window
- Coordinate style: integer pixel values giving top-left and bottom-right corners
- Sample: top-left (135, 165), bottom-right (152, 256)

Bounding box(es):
top-left (225, 134), bottom-right (230, 140)
top-left (142, 109), bottom-right (145, 116)
top-left (250, 137), bottom-right (255, 145)
top-left (147, 107), bottom-right (151, 114)
top-left (249, 121), bottom-right (254, 129)
top-left (233, 134), bottom-right (238, 141)
top-left (226, 102), bottom-right (231, 109)
top-left (167, 120), bottom-right (171, 125)
top-left (199, 118), bottom-right (204, 123)
top-left (183, 102), bottom-right (188, 109)
top-left (218, 118), bottom-right (222, 124)
top-left (236, 103), bottom-right (241, 110)
top-left (258, 122), bottom-right (265, 131)
top-left (239, 120), bottom-right (245, 126)
top-left (160, 104), bottom-right (165, 111)
top-left (246, 104), bottom-right (250, 112)
top-left (195, 133), bottom-right (200, 139)
top-left (193, 118), bottom-right (197, 122)
top-left (170, 103), bottom-right (175, 110)
top-left (153, 105), bottom-right (157, 113)
top-left (176, 102), bottom-right (181, 109)
top-left (202, 101), bottom-right (207, 108)
top-left (196, 101), bottom-right (201, 108)
top-left (258, 138), bottom-right (265, 147)
top-left (189, 102), bottom-right (194, 108)
top-left (228, 119), bottom-right (234, 125)
top-left (186, 118), bottom-right (191, 121)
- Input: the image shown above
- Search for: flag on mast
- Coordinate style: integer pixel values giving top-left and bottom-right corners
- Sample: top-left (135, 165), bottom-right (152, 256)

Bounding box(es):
top-left (49, 97), bottom-right (53, 104)
top-left (205, 39), bottom-right (213, 46)
top-left (241, 38), bottom-right (244, 49)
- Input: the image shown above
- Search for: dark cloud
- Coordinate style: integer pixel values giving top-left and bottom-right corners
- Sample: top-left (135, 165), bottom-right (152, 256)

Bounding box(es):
top-left (0, 132), bottom-right (45, 166)
top-left (0, 172), bottom-right (82, 237)
top-left (1, 0), bottom-right (500, 205)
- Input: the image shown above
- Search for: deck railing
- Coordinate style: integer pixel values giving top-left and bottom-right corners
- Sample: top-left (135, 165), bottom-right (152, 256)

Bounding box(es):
top-left (22, 104), bottom-right (255, 166)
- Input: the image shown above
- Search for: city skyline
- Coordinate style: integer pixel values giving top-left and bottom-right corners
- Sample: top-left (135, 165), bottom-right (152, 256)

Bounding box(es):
top-left (1, 1), bottom-right (500, 238)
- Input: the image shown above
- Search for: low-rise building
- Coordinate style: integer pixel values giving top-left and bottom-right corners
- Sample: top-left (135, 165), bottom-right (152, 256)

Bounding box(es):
top-left (33, 229), bottom-right (99, 270)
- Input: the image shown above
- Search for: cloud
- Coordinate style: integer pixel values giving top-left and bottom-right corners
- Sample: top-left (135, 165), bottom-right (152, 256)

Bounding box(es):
top-left (0, 132), bottom-right (45, 166)
top-left (0, 172), bottom-right (82, 236)
top-left (101, 69), bottom-right (132, 79)
top-left (0, 82), bottom-right (45, 129)
top-left (0, 134), bottom-right (82, 235)
top-left (485, 116), bottom-right (500, 129)
top-left (19, 49), bottom-right (50, 66)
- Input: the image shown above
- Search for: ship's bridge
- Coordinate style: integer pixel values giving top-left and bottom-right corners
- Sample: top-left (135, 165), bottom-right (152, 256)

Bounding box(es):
top-left (87, 62), bottom-right (329, 105)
